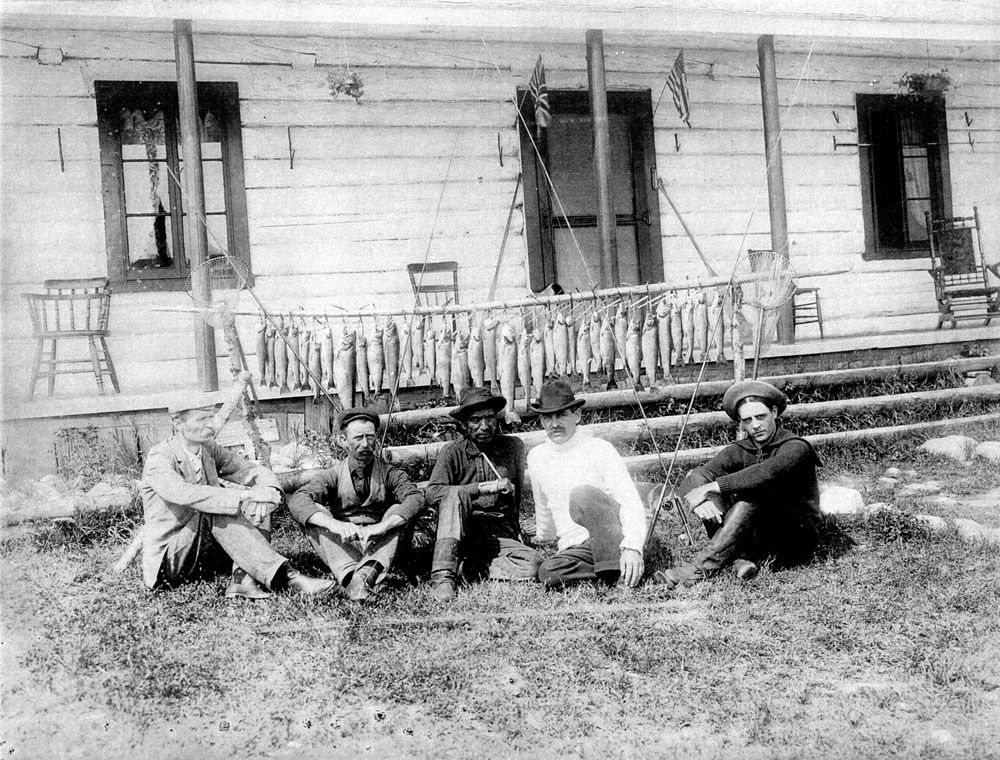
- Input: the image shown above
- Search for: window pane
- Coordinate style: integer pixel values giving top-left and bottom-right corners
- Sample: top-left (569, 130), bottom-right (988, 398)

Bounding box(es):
top-left (205, 213), bottom-right (229, 256)
top-left (201, 111), bottom-right (223, 144)
top-left (903, 157), bottom-right (931, 201)
top-left (547, 114), bottom-right (634, 217)
top-left (126, 215), bottom-right (176, 271)
top-left (552, 225), bottom-right (640, 291)
top-left (123, 160), bottom-right (171, 214)
top-left (906, 199), bottom-right (930, 242)
top-left (122, 143), bottom-right (168, 161)
top-left (202, 161), bottom-right (227, 213)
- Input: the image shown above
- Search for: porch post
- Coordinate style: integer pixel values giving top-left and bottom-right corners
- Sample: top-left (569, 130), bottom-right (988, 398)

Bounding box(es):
top-left (174, 18), bottom-right (218, 390)
top-left (586, 29), bottom-right (619, 286)
top-left (757, 34), bottom-right (795, 344)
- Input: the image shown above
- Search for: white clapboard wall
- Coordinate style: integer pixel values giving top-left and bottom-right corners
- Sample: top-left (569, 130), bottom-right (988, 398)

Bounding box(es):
top-left (1, 29), bottom-right (999, 402)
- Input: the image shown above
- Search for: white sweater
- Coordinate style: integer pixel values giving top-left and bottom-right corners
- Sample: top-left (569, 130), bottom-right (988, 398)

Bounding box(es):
top-left (528, 432), bottom-right (647, 554)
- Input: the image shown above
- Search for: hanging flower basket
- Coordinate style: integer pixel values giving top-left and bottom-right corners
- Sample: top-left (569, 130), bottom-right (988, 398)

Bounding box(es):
top-left (327, 70), bottom-right (364, 104)
top-left (896, 70), bottom-right (952, 96)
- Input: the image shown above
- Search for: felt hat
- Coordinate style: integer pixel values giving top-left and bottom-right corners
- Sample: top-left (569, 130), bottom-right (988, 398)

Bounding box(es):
top-left (167, 394), bottom-right (225, 416)
top-left (528, 379), bottom-right (585, 415)
top-left (448, 387), bottom-right (507, 421)
top-left (722, 380), bottom-right (788, 421)
top-left (337, 407), bottom-right (382, 431)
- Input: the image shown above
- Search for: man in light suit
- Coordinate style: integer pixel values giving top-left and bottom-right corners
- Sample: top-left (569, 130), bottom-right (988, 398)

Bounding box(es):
top-left (140, 400), bottom-right (334, 599)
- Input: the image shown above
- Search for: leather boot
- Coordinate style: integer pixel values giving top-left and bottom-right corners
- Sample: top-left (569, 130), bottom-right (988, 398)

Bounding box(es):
top-left (429, 538), bottom-right (460, 602)
top-left (691, 500), bottom-right (758, 575)
top-left (346, 562), bottom-right (380, 603)
top-left (225, 568), bottom-right (271, 600)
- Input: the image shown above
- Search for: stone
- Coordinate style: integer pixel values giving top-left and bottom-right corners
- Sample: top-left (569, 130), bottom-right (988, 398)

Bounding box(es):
top-left (914, 514), bottom-right (948, 533)
top-left (819, 485), bottom-right (865, 515)
top-left (973, 441), bottom-right (1000, 463)
top-left (86, 482), bottom-right (133, 510)
top-left (982, 528), bottom-right (1000, 546)
top-left (877, 477), bottom-right (899, 487)
top-left (897, 481), bottom-right (943, 498)
top-left (903, 469), bottom-right (919, 479)
top-left (864, 502), bottom-right (895, 513)
top-left (928, 495), bottom-right (958, 508)
top-left (954, 518), bottom-right (985, 542)
top-left (965, 371), bottom-right (997, 386)
top-left (918, 435), bottom-right (978, 462)
top-left (884, 467), bottom-right (903, 478)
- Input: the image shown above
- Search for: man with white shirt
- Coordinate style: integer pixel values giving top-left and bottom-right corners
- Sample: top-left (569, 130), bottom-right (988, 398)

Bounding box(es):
top-left (527, 380), bottom-right (647, 588)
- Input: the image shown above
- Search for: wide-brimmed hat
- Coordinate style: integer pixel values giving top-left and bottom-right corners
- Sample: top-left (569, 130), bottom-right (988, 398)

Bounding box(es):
top-left (528, 379), bottom-right (585, 415)
top-left (337, 407), bottom-right (381, 431)
top-left (167, 392), bottom-right (227, 416)
top-left (449, 387), bottom-right (507, 421)
top-left (722, 380), bottom-right (787, 421)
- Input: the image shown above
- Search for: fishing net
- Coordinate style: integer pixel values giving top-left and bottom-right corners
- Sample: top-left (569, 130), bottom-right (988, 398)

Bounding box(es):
top-left (186, 255), bottom-right (250, 329)
top-left (732, 249), bottom-right (797, 375)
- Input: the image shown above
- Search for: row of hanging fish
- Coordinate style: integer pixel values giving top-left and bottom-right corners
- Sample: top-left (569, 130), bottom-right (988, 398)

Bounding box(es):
top-left (253, 288), bottom-right (747, 417)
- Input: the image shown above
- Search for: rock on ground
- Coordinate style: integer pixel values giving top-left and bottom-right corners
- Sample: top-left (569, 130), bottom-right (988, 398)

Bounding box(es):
top-left (918, 436), bottom-right (978, 462)
top-left (914, 514), bottom-right (948, 533)
top-left (897, 481), bottom-right (944, 498)
top-left (819, 485), bottom-right (865, 515)
top-left (974, 441), bottom-right (1000, 463)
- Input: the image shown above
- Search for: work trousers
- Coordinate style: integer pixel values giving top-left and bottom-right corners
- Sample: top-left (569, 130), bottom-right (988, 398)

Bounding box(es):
top-left (435, 488), bottom-right (541, 582)
top-left (537, 486), bottom-right (624, 589)
top-left (695, 495), bottom-right (820, 573)
top-left (304, 523), bottom-right (402, 586)
top-left (155, 513), bottom-right (285, 589)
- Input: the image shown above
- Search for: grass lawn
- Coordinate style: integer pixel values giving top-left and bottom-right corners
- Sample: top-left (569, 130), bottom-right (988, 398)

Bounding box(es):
top-left (3, 424), bottom-right (1000, 759)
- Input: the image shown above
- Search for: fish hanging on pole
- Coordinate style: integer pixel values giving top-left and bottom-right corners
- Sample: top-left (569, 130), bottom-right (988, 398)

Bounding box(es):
top-left (384, 317), bottom-right (400, 393)
top-left (656, 297), bottom-right (673, 384)
top-left (436, 324), bottom-right (453, 398)
top-left (256, 315), bottom-right (268, 386)
top-left (600, 310), bottom-right (616, 389)
top-left (516, 323), bottom-right (532, 403)
top-left (670, 296), bottom-right (683, 367)
top-left (308, 327), bottom-right (323, 399)
top-left (320, 322), bottom-right (335, 390)
top-left (694, 289), bottom-right (709, 363)
top-left (424, 323), bottom-right (437, 387)
top-left (498, 321), bottom-right (519, 424)
top-left (412, 316), bottom-right (425, 375)
top-left (542, 312), bottom-right (556, 378)
top-left (529, 327), bottom-right (545, 400)
top-left (625, 314), bottom-right (643, 388)
top-left (298, 322), bottom-right (310, 390)
top-left (334, 326), bottom-right (357, 409)
top-left (469, 316), bottom-right (486, 388)
top-left (553, 310), bottom-right (569, 377)
top-left (275, 319), bottom-right (290, 394)
top-left (286, 320), bottom-right (301, 391)
top-left (681, 295), bottom-right (695, 365)
top-left (482, 313), bottom-right (499, 388)
top-left (355, 322), bottom-right (369, 405)
top-left (589, 308), bottom-right (602, 375)
top-left (708, 289), bottom-right (726, 363)
top-left (451, 330), bottom-right (470, 398)
top-left (641, 311), bottom-right (659, 390)
top-left (265, 322), bottom-right (278, 389)
top-left (368, 321), bottom-right (385, 399)
top-left (566, 312), bottom-right (577, 378)
top-left (576, 316), bottom-right (592, 388)
top-left (399, 316), bottom-right (414, 387)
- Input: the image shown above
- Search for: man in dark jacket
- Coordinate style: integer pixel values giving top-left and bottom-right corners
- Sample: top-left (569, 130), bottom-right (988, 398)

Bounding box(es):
top-left (423, 387), bottom-right (542, 602)
top-left (288, 408), bottom-right (425, 602)
top-left (657, 380), bottom-right (823, 587)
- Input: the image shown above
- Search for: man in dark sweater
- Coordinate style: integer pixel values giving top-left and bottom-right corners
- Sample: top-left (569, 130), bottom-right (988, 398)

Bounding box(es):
top-left (656, 380), bottom-right (823, 587)
top-left (424, 388), bottom-right (541, 602)
top-left (288, 408), bottom-right (425, 602)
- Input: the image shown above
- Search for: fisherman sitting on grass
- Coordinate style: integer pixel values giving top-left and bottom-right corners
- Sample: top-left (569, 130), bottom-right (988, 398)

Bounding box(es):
top-left (140, 400), bottom-right (334, 599)
top-left (655, 380), bottom-right (823, 587)
top-left (288, 408), bottom-right (425, 603)
top-left (423, 387), bottom-right (542, 602)
top-left (527, 380), bottom-right (647, 589)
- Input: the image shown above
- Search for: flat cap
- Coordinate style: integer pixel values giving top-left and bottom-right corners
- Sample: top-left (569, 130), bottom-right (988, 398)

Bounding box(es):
top-left (722, 380), bottom-right (787, 421)
top-left (337, 407), bottom-right (381, 431)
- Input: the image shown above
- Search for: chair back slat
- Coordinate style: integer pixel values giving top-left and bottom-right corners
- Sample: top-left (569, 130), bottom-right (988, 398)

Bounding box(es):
top-left (23, 278), bottom-right (113, 337)
top-left (925, 207), bottom-right (991, 295)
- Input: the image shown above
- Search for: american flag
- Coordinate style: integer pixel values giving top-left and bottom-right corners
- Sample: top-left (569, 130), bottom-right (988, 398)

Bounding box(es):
top-left (666, 50), bottom-right (691, 127)
top-left (528, 55), bottom-right (551, 133)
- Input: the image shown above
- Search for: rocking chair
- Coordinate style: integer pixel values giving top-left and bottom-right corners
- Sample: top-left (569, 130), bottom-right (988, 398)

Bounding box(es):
top-left (925, 207), bottom-right (1000, 328)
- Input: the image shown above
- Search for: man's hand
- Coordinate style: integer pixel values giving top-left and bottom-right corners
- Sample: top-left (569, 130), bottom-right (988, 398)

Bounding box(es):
top-left (694, 501), bottom-right (724, 524)
top-left (246, 486), bottom-right (281, 505)
top-left (241, 487), bottom-right (281, 526)
top-left (356, 515), bottom-right (405, 553)
top-left (479, 478), bottom-right (513, 495)
top-left (684, 482), bottom-right (721, 510)
top-left (620, 548), bottom-right (644, 588)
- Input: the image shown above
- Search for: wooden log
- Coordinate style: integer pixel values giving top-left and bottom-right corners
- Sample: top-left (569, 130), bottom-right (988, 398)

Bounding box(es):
top-left (382, 384), bottom-right (1000, 470)
top-left (382, 354), bottom-right (1000, 428)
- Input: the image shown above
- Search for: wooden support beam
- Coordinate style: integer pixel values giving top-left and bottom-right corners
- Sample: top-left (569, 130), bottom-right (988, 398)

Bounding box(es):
top-left (174, 18), bottom-right (218, 391)
top-left (757, 34), bottom-right (795, 345)
top-left (586, 29), bottom-right (619, 286)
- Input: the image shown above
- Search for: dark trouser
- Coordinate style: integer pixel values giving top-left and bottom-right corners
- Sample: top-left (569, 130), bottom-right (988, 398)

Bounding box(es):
top-left (693, 496), bottom-right (820, 575)
top-left (155, 513), bottom-right (286, 589)
top-left (434, 488), bottom-right (541, 582)
top-left (538, 486), bottom-right (623, 589)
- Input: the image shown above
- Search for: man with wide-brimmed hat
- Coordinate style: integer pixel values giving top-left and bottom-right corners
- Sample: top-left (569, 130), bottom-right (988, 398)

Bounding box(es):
top-left (423, 387), bottom-right (542, 601)
top-left (655, 379), bottom-right (823, 587)
top-left (527, 380), bottom-right (648, 589)
top-left (139, 399), bottom-right (335, 599)
top-left (288, 407), bottom-right (424, 603)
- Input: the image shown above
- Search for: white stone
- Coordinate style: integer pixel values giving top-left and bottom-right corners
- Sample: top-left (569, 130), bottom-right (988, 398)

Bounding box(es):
top-left (982, 528), bottom-right (1000, 546)
top-left (954, 518), bottom-right (985, 541)
top-left (897, 481), bottom-right (943, 498)
top-left (819, 485), bottom-right (865, 515)
top-left (864, 502), bottom-right (895, 513)
top-left (877, 477), bottom-right (899, 487)
top-left (928, 495), bottom-right (958, 508)
top-left (914, 514), bottom-right (948, 532)
top-left (884, 467), bottom-right (903, 478)
top-left (974, 441), bottom-right (1000, 463)
top-left (86, 482), bottom-right (132, 510)
top-left (903, 469), bottom-right (919, 479)
top-left (918, 435), bottom-right (978, 462)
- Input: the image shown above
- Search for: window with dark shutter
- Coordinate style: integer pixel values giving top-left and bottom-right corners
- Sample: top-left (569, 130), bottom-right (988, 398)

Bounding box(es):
top-left (95, 81), bottom-right (251, 291)
top-left (516, 89), bottom-right (663, 292)
top-left (857, 93), bottom-right (953, 260)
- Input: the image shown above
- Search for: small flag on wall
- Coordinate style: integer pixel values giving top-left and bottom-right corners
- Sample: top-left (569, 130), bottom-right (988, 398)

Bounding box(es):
top-left (666, 50), bottom-right (692, 127)
top-left (529, 55), bottom-right (551, 134)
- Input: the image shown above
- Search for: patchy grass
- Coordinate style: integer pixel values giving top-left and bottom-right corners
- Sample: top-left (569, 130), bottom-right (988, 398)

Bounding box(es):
top-left (4, 424), bottom-right (1000, 759)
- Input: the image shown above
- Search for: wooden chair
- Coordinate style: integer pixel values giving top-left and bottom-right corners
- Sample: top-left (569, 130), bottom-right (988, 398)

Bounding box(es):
top-left (407, 261), bottom-right (459, 309)
top-left (925, 207), bottom-right (1000, 328)
top-left (792, 287), bottom-right (824, 338)
top-left (23, 277), bottom-right (120, 399)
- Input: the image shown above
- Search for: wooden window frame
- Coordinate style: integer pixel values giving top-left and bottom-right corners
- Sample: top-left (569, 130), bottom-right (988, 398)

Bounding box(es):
top-left (857, 93), bottom-right (953, 261)
top-left (517, 88), bottom-right (663, 291)
top-left (96, 81), bottom-right (252, 292)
